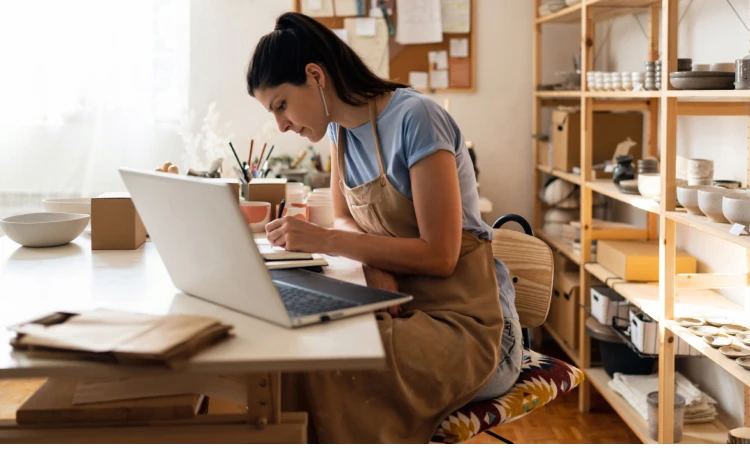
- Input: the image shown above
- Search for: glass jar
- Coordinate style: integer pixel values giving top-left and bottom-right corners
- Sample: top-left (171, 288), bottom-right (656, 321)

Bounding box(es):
top-left (647, 392), bottom-right (686, 443)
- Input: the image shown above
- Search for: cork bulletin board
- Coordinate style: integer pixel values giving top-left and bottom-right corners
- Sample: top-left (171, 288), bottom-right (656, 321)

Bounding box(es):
top-left (292, 0), bottom-right (476, 93)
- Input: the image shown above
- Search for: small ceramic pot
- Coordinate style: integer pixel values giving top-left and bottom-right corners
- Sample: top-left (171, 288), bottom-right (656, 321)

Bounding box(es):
top-left (676, 185), bottom-right (707, 216)
top-left (723, 195), bottom-right (750, 226)
top-left (613, 155), bottom-right (635, 184)
top-left (698, 188), bottom-right (742, 223)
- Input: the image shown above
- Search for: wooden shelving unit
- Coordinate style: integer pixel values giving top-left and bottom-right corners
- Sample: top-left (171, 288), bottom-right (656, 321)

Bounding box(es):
top-left (531, 0), bottom-right (750, 443)
top-left (543, 322), bottom-right (581, 367)
top-left (536, 228), bottom-right (581, 265)
top-left (536, 164), bottom-right (582, 185)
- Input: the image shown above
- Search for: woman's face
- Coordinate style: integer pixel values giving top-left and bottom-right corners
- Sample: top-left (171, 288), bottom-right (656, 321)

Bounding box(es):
top-left (254, 67), bottom-right (329, 143)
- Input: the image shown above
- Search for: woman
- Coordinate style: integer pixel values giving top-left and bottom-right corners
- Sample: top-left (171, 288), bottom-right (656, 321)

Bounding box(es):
top-left (246, 12), bottom-right (521, 443)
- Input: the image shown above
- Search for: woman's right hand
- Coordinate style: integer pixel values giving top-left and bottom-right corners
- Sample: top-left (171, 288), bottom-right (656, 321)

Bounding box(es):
top-left (362, 265), bottom-right (402, 317)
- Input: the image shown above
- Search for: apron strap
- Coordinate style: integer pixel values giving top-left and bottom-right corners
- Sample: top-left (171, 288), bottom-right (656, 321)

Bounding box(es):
top-left (368, 99), bottom-right (388, 187)
top-left (336, 98), bottom-right (389, 189)
top-left (337, 124), bottom-right (347, 184)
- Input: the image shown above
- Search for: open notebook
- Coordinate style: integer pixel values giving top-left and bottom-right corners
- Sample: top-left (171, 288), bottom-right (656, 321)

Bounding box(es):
top-left (255, 237), bottom-right (328, 270)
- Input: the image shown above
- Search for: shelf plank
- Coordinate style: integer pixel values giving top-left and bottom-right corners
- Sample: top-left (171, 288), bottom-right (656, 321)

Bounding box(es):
top-left (666, 90), bottom-right (750, 100)
top-left (587, 0), bottom-right (661, 22)
top-left (584, 263), bottom-right (745, 321)
top-left (536, 228), bottom-right (581, 266)
top-left (542, 322), bottom-right (580, 367)
top-left (666, 211), bottom-right (750, 250)
top-left (536, 165), bottom-right (582, 185)
top-left (586, 180), bottom-right (660, 214)
top-left (535, 91), bottom-right (582, 98)
top-left (585, 367), bottom-right (730, 444)
top-left (535, 3), bottom-right (582, 24)
top-left (586, 91), bottom-right (660, 99)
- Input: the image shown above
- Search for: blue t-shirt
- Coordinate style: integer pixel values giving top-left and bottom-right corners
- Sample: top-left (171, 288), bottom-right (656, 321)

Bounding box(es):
top-left (328, 88), bottom-right (517, 319)
top-left (327, 87), bottom-right (493, 241)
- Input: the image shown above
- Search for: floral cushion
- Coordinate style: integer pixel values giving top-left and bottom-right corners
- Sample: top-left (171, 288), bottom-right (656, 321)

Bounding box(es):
top-left (431, 349), bottom-right (584, 443)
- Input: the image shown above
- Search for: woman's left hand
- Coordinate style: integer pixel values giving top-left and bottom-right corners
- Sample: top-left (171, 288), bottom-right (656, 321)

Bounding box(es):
top-left (265, 216), bottom-right (330, 253)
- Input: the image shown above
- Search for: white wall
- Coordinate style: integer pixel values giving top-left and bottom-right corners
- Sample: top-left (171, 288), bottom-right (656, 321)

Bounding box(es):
top-left (596, 0), bottom-right (749, 428)
top-left (188, 0), bottom-right (326, 171)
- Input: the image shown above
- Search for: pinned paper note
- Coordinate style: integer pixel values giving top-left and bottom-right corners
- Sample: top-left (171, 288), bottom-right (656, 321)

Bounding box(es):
top-left (409, 71), bottom-right (429, 89)
top-left (431, 70), bottom-right (449, 89)
top-left (441, 0), bottom-right (471, 33)
top-left (428, 50), bottom-right (449, 70)
top-left (302, 0), bottom-right (334, 16)
top-left (333, 28), bottom-right (349, 44)
top-left (334, 0), bottom-right (359, 16)
top-left (396, 0), bottom-right (443, 44)
top-left (356, 17), bottom-right (377, 36)
top-left (449, 38), bottom-right (469, 57)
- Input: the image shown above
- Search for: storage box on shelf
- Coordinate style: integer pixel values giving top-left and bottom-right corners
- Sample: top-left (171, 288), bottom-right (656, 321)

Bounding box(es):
top-left (596, 240), bottom-right (697, 282)
top-left (550, 110), bottom-right (643, 173)
top-left (548, 263), bottom-right (580, 351)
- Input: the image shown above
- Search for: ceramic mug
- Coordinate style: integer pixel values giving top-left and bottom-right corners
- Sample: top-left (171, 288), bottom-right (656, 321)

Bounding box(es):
top-left (276, 202), bottom-right (309, 221)
top-left (308, 203), bottom-right (334, 228)
top-left (687, 158), bottom-right (714, 178)
top-left (239, 201), bottom-right (271, 233)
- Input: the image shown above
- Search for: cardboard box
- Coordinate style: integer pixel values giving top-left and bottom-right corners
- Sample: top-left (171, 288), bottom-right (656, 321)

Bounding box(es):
top-left (537, 140), bottom-right (551, 168)
top-left (547, 270), bottom-right (580, 350)
top-left (244, 178), bottom-right (287, 218)
top-left (551, 110), bottom-right (644, 172)
top-left (597, 240), bottom-right (697, 282)
top-left (91, 192), bottom-right (147, 250)
top-left (553, 251), bottom-right (577, 275)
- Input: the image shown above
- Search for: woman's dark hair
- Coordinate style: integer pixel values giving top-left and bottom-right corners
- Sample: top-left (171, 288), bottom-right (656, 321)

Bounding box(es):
top-left (246, 12), bottom-right (407, 106)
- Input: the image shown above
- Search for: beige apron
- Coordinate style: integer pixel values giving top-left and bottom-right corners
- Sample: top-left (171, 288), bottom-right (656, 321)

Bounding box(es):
top-left (282, 99), bottom-right (504, 443)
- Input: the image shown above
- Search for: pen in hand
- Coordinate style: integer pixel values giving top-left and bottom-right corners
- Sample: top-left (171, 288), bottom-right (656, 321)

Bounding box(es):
top-left (277, 198), bottom-right (285, 220)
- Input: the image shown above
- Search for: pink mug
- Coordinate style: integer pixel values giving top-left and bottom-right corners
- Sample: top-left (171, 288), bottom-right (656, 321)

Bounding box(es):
top-left (239, 201), bottom-right (271, 232)
top-left (276, 202), bottom-right (309, 221)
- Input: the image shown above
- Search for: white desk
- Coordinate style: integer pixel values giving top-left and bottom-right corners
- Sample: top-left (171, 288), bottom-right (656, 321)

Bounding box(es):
top-left (0, 234), bottom-right (385, 442)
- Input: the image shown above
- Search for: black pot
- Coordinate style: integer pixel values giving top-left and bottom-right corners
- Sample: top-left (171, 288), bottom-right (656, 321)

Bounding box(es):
top-left (613, 155), bottom-right (635, 184)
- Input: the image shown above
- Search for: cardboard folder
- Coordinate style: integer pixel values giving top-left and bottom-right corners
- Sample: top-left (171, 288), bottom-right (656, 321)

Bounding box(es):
top-left (9, 309), bottom-right (233, 368)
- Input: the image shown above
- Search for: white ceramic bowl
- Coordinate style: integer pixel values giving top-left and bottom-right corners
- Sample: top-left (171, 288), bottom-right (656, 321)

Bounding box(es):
top-left (723, 194), bottom-right (750, 226)
top-left (676, 185), bottom-right (707, 215)
top-left (637, 173), bottom-right (661, 199)
top-left (0, 213), bottom-right (89, 247)
top-left (42, 198), bottom-right (92, 215)
top-left (698, 188), bottom-right (743, 223)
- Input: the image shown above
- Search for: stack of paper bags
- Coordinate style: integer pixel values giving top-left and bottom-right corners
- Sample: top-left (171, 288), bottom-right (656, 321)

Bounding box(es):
top-left (9, 309), bottom-right (233, 368)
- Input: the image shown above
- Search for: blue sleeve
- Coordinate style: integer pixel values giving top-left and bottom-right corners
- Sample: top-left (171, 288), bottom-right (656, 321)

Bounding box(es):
top-left (402, 100), bottom-right (458, 169)
top-left (327, 122), bottom-right (338, 145)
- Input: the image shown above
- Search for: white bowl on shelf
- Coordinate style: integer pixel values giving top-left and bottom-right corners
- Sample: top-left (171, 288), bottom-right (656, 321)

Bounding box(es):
top-left (722, 194), bottom-right (750, 226)
top-left (637, 173), bottom-right (661, 199)
top-left (0, 212), bottom-right (89, 248)
top-left (698, 188), bottom-right (743, 223)
top-left (676, 185), bottom-right (707, 215)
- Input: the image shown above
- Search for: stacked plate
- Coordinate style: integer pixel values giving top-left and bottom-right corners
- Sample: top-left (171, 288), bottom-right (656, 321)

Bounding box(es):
top-left (670, 71), bottom-right (736, 90)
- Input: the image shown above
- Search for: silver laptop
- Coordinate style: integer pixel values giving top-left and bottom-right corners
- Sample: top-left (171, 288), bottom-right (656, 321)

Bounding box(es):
top-left (119, 168), bottom-right (412, 328)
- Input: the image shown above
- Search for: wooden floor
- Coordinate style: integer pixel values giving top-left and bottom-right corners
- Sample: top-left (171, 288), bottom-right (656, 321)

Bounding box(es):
top-left (465, 338), bottom-right (640, 445)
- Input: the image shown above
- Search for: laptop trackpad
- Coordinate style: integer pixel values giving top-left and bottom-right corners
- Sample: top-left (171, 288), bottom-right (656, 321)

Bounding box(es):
top-left (270, 269), bottom-right (408, 304)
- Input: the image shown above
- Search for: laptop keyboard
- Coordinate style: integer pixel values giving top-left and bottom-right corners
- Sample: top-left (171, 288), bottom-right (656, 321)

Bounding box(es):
top-left (274, 281), bottom-right (359, 318)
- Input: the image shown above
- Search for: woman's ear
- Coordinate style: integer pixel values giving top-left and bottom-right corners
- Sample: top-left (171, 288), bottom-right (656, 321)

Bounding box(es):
top-left (305, 63), bottom-right (326, 88)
